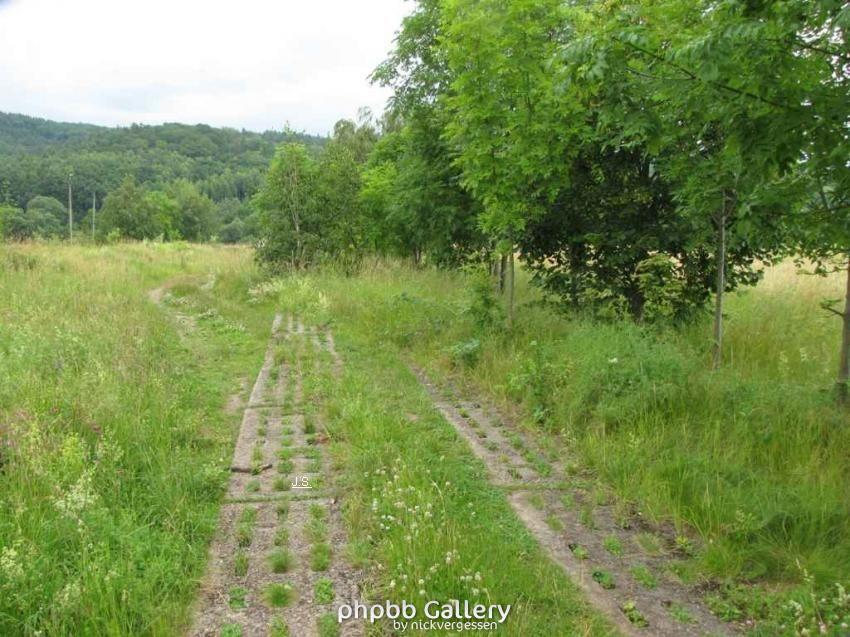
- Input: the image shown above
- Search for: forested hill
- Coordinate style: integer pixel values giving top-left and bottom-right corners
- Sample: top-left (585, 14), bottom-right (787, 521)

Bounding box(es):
top-left (0, 111), bottom-right (326, 210)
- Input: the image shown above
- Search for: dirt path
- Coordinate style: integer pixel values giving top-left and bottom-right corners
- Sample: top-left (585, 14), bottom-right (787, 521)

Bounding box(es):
top-left (411, 366), bottom-right (732, 637)
top-left (185, 313), bottom-right (364, 637)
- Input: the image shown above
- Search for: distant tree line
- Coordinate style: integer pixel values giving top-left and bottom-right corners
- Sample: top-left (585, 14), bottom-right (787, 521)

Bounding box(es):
top-left (0, 112), bottom-right (325, 242)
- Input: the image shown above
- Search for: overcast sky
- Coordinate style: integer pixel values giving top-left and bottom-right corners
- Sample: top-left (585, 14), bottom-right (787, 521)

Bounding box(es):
top-left (0, 0), bottom-right (410, 135)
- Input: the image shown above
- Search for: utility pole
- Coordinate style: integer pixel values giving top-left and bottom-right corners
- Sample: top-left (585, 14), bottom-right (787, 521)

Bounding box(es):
top-left (91, 191), bottom-right (96, 240)
top-left (67, 171), bottom-right (74, 241)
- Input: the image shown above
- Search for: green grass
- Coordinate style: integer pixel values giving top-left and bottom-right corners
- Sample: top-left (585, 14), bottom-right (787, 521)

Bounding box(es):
top-left (603, 535), bottom-right (623, 557)
top-left (668, 603), bottom-right (696, 624)
top-left (569, 544), bottom-right (589, 560)
top-left (545, 514), bottom-right (564, 532)
top-left (592, 570), bottom-right (616, 590)
top-left (220, 623), bottom-right (243, 637)
top-left (233, 552), bottom-right (249, 577)
top-left (269, 617), bottom-right (290, 637)
top-left (228, 586), bottom-right (248, 610)
top-left (621, 601), bottom-right (648, 628)
top-left (7, 244), bottom-right (845, 635)
top-left (314, 578), bottom-right (335, 604)
top-left (630, 564), bottom-right (657, 589)
top-left (267, 549), bottom-right (293, 574)
top-left (307, 516), bottom-right (328, 543)
top-left (0, 243), bottom-right (271, 635)
top-left (317, 613), bottom-right (340, 637)
top-left (310, 543), bottom-right (332, 571)
top-left (267, 275), bottom-right (614, 636)
top-left (261, 258), bottom-right (850, 633)
top-left (635, 532), bottom-right (663, 556)
top-left (264, 583), bottom-right (293, 608)
top-left (273, 528), bottom-right (289, 546)
top-left (235, 522), bottom-right (254, 545)
top-left (245, 479), bottom-right (260, 493)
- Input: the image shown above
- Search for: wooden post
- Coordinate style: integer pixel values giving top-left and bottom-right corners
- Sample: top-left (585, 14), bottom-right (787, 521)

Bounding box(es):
top-left (67, 173), bottom-right (73, 240)
top-left (499, 253), bottom-right (507, 293)
top-left (508, 249), bottom-right (515, 328)
top-left (712, 196), bottom-right (727, 370)
top-left (837, 258), bottom-right (850, 405)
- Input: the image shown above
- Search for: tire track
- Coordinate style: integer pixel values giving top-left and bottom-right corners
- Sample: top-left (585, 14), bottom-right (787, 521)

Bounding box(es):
top-left (412, 365), bottom-right (732, 637)
top-left (188, 314), bottom-right (363, 637)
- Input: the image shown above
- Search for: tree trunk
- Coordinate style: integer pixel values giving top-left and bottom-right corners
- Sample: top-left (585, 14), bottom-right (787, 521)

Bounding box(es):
top-left (291, 211), bottom-right (302, 270)
top-left (836, 258), bottom-right (850, 405)
top-left (568, 245), bottom-right (583, 310)
top-left (712, 200), bottom-right (727, 370)
top-left (508, 249), bottom-right (515, 328)
top-left (627, 287), bottom-right (645, 322)
top-left (499, 253), bottom-right (507, 293)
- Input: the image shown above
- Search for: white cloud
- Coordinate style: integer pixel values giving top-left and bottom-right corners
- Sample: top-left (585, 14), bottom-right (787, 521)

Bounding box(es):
top-left (0, 0), bottom-right (410, 134)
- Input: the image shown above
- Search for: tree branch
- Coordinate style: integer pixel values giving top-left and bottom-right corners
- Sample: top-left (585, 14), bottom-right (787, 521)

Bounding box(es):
top-left (823, 305), bottom-right (846, 318)
top-left (614, 37), bottom-right (807, 114)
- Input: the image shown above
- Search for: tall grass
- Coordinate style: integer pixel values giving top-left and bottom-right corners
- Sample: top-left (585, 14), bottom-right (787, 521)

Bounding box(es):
top-left (0, 242), bottom-right (259, 636)
top-left (268, 258), bottom-right (849, 593)
top-left (3, 243), bottom-right (847, 633)
top-left (266, 275), bottom-right (614, 636)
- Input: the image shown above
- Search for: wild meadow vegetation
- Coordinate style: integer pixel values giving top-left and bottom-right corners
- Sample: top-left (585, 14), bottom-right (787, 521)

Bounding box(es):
top-left (237, 5), bottom-right (850, 630)
top-left (1, 240), bottom-right (849, 635)
top-left (1, 0), bottom-right (848, 635)
top-left (265, 258), bottom-right (850, 632)
top-left (0, 244), bottom-right (270, 635)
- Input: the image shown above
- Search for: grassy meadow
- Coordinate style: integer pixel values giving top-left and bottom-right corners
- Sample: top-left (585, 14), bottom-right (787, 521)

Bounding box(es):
top-left (262, 259), bottom-right (850, 633)
top-left (1, 242), bottom-right (848, 635)
top-left (0, 243), bottom-right (274, 635)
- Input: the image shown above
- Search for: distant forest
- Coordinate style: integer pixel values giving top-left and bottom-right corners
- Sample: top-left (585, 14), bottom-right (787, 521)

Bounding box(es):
top-left (0, 111), bottom-right (326, 241)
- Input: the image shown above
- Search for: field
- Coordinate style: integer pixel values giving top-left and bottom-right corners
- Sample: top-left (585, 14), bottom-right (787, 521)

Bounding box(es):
top-left (1, 243), bottom-right (848, 636)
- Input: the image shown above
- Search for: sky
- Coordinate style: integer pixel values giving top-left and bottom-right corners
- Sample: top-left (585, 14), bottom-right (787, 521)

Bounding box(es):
top-left (0, 0), bottom-right (410, 135)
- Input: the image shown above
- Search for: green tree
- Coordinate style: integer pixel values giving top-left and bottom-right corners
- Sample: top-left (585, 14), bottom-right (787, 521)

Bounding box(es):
top-left (313, 139), bottom-right (364, 265)
top-left (443, 0), bottom-right (575, 323)
top-left (371, 0), bottom-right (485, 266)
top-left (167, 179), bottom-right (215, 241)
top-left (0, 196), bottom-right (66, 240)
top-left (359, 159), bottom-right (398, 254)
top-left (143, 190), bottom-right (180, 240)
top-left (25, 196), bottom-right (67, 238)
top-left (0, 204), bottom-right (22, 240)
top-left (97, 176), bottom-right (160, 240)
top-left (797, 182), bottom-right (850, 402)
top-left (219, 217), bottom-right (246, 244)
top-left (565, 0), bottom-right (846, 368)
top-left (254, 143), bottom-right (317, 269)
top-left (329, 113), bottom-right (378, 165)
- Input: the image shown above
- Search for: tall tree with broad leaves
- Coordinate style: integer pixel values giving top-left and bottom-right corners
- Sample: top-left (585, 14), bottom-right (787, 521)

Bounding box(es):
top-left (371, 0), bottom-right (484, 267)
top-left (564, 0), bottom-right (847, 369)
top-left (254, 144), bottom-right (317, 270)
top-left (443, 0), bottom-right (577, 325)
